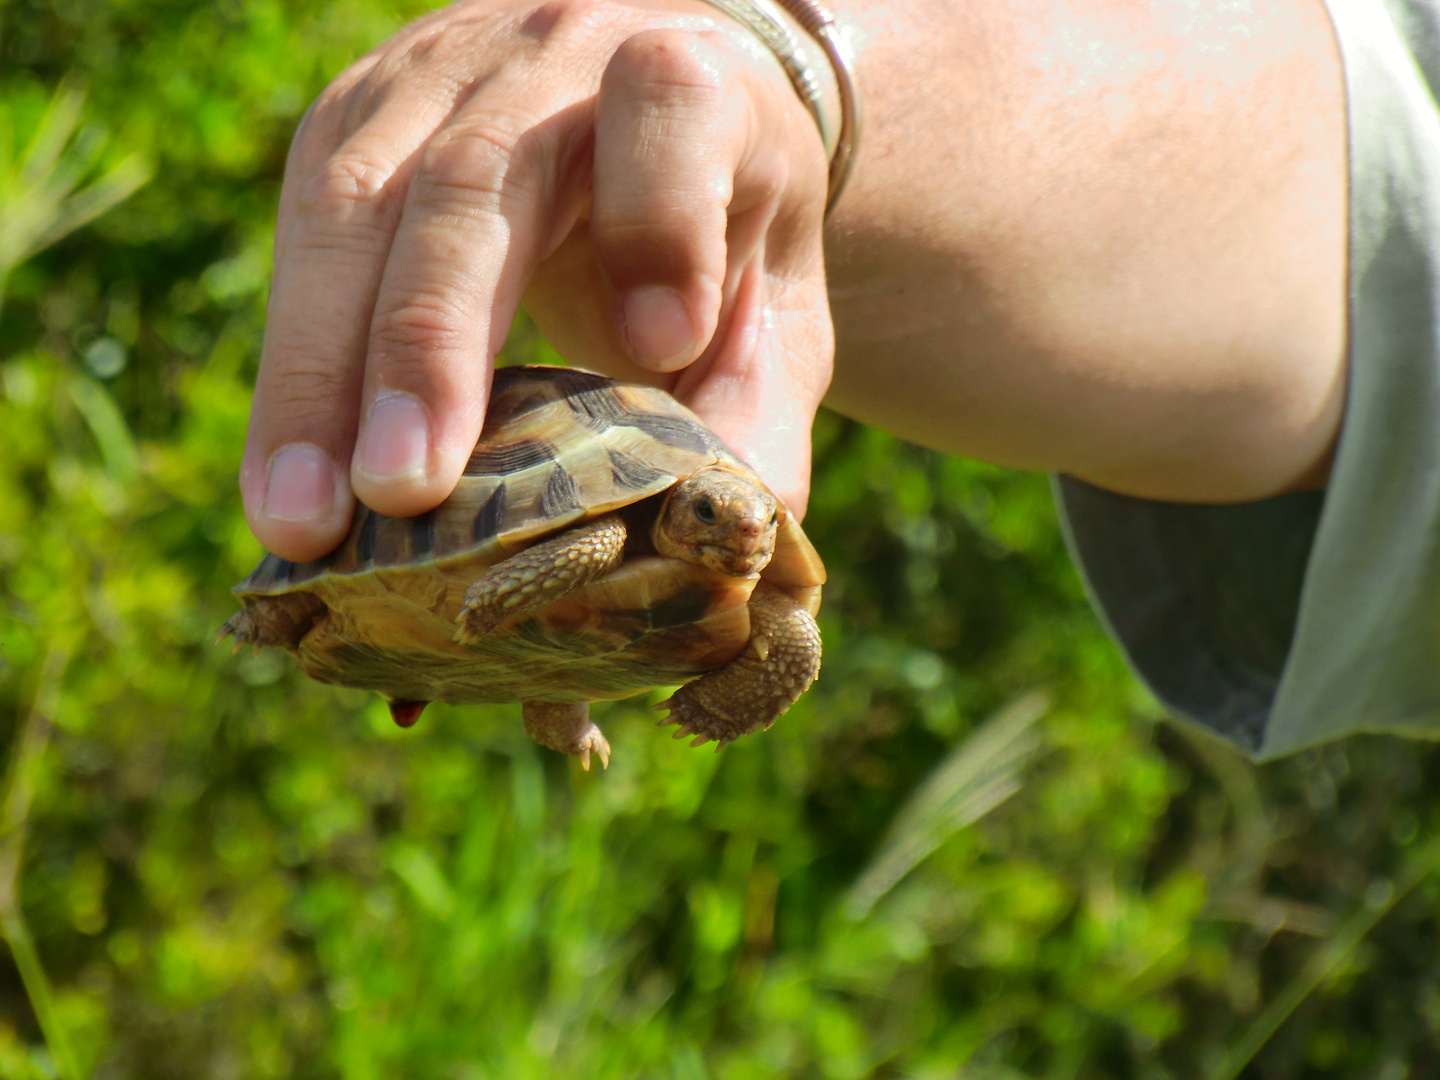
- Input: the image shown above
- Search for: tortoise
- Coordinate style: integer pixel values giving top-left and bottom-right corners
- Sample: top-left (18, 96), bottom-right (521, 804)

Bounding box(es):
top-left (222, 365), bottom-right (825, 769)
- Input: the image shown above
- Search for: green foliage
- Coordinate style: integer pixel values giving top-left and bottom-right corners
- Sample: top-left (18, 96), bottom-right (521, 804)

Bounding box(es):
top-left (3, 0), bottom-right (1440, 1077)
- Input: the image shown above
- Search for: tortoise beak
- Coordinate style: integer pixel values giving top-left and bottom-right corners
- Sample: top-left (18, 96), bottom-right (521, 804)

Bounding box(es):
top-left (733, 513), bottom-right (768, 555)
top-left (727, 495), bottom-right (775, 557)
top-left (700, 545), bottom-right (774, 577)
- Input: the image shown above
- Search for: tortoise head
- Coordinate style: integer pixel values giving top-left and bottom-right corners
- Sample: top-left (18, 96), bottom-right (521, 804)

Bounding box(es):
top-left (653, 467), bottom-right (779, 577)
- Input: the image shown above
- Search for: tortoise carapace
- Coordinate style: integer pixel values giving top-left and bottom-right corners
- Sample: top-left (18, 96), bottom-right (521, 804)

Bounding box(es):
top-left (222, 366), bottom-right (824, 769)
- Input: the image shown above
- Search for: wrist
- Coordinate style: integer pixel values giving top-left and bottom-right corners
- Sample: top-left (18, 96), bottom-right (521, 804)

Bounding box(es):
top-left (666, 0), bottom-right (856, 211)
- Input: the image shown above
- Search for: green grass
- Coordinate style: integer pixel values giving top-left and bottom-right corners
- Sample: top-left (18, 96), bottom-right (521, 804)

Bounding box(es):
top-left (2, 2), bottom-right (1440, 1075)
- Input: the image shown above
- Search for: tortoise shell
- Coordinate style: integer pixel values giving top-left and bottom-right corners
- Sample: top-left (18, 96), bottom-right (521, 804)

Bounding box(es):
top-left (231, 365), bottom-right (825, 708)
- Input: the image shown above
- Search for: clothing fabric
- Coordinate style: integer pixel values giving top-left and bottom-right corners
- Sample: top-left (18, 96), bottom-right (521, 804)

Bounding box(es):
top-left (1056, 0), bottom-right (1440, 758)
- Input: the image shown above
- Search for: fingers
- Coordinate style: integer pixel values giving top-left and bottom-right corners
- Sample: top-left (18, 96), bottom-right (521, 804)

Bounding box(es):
top-left (587, 27), bottom-right (831, 514)
top-left (242, 68), bottom-right (483, 561)
top-left (591, 29), bottom-right (744, 372)
top-left (350, 83), bottom-right (593, 517)
top-left (245, 3), bottom-right (833, 564)
top-left (677, 257), bottom-right (833, 520)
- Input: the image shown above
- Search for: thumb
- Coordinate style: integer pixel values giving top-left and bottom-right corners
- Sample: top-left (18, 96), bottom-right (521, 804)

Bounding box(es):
top-left (674, 260), bottom-right (832, 520)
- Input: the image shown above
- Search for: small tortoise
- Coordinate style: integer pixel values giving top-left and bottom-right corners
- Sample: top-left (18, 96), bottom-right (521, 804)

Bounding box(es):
top-left (222, 365), bottom-right (824, 768)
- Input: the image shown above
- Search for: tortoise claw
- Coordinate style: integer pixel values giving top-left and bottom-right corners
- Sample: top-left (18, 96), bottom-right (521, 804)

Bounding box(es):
top-left (579, 739), bottom-right (612, 772)
top-left (454, 603), bottom-right (502, 645)
top-left (657, 692), bottom-right (748, 752)
top-left (522, 702), bottom-right (609, 768)
top-left (578, 731), bottom-right (611, 771)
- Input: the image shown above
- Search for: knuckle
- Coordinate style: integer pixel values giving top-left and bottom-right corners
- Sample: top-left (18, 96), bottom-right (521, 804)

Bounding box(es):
top-left (423, 122), bottom-right (512, 182)
top-left (518, 1), bottom-right (571, 41)
top-left (370, 292), bottom-right (468, 361)
top-left (594, 207), bottom-right (716, 254)
top-left (364, 26), bottom-right (472, 109)
top-left (306, 74), bottom-right (362, 130)
top-left (259, 367), bottom-right (355, 427)
top-left (284, 223), bottom-right (391, 265)
top-left (413, 115), bottom-right (547, 217)
top-left (608, 30), bottom-right (725, 97)
top-left (299, 55), bottom-right (383, 141)
top-left (593, 165), bottom-right (729, 242)
top-left (300, 152), bottom-right (403, 220)
top-left (521, 0), bottom-right (613, 49)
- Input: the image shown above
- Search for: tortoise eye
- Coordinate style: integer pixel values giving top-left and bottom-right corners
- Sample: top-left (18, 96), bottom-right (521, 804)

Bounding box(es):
top-left (769, 511), bottom-right (778, 526)
top-left (695, 497), bottom-right (718, 524)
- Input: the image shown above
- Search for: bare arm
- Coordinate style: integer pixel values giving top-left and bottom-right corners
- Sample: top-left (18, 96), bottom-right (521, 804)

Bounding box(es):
top-left (241, 0), bottom-right (1347, 562)
top-left (825, 0), bottom-right (1347, 501)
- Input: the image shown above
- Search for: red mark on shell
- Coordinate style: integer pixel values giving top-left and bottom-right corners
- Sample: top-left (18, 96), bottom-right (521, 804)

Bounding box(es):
top-left (389, 700), bottom-right (428, 728)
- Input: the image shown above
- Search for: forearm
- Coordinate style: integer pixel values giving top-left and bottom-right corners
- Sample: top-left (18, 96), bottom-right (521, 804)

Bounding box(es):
top-left (822, 0), bottom-right (1347, 501)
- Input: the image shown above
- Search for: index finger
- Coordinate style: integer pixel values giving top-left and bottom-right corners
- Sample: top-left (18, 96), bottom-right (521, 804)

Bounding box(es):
top-left (241, 80), bottom-right (462, 562)
top-left (348, 84), bottom-right (597, 516)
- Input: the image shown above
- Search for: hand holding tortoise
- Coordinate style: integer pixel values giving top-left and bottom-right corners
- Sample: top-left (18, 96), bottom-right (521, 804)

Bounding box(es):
top-left (241, 0), bottom-right (836, 567)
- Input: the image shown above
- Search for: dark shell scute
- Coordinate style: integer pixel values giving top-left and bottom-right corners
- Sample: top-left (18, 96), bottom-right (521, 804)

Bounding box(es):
top-left (568, 385), bottom-right (630, 428)
top-left (291, 559), bottom-right (325, 584)
top-left (240, 552), bottom-right (327, 593)
top-left (537, 366), bottom-right (614, 398)
top-left (608, 448), bottom-right (672, 491)
top-left (621, 412), bottom-right (724, 456)
top-left (540, 465), bottom-right (582, 518)
top-left (464, 439), bottom-right (556, 476)
top-left (356, 509), bottom-right (378, 564)
top-left (472, 484), bottom-right (507, 544)
top-left (411, 510), bottom-right (437, 559)
top-left (491, 366), bottom-right (611, 421)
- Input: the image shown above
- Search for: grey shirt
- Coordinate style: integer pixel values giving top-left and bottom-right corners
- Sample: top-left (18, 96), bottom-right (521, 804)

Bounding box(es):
top-left (1057, 0), bottom-right (1440, 759)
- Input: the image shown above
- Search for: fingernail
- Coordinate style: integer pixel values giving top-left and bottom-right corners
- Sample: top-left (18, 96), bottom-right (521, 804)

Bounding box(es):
top-left (263, 443), bottom-right (338, 523)
top-left (622, 286), bottom-right (696, 370)
top-left (358, 391), bottom-right (430, 484)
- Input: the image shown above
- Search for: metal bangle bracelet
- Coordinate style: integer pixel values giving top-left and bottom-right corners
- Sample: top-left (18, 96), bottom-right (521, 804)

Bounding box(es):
top-left (770, 0), bottom-right (861, 214)
top-left (692, 0), bottom-right (861, 215)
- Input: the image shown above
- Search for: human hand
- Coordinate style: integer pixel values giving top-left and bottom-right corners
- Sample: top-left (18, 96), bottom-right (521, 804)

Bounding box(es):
top-left (241, 0), bottom-right (834, 563)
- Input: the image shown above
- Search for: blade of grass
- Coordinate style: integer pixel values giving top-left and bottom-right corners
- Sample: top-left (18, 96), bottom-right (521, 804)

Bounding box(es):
top-left (0, 81), bottom-right (151, 312)
top-left (24, 149), bottom-right (150, 259)
top-left (69, 374), bottom-right (140, 483)
top-left (844, 691), bottom-right (1049, 920)
top-left (0, 643), bottom-right (83, 1080)
top-left (17, 83), bottom-right (85, 187)
top-left (1207, 837), bottom-right (1440, 1080)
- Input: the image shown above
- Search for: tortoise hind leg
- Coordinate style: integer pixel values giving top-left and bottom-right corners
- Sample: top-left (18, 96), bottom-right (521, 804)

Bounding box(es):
top-left (659, 581), bottom-right (822, 748)
top-left (523, 702), bottom-right (611, 770)
top-left (218, 592), bottom-right (326, 651)
top-left (455, 515), bottom-right (627, 643)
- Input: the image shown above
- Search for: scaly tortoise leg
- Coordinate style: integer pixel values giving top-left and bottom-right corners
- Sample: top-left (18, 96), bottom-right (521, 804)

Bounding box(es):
top-left (454, 515), bottom-right (627, 643)
top-left (659, 581), bottom-right (822, 748)
top-left (523, 702), bottom-right (611, 770)
top-left (218, 591), bottom-right (327, 651)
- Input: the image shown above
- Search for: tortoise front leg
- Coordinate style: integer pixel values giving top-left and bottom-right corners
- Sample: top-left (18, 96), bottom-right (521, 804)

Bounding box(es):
top-left (659, 581), bottom-right (822, 748)
top-left (455, 515), bottom-right (626, 643)
top-left (523, 702), bottom-right (611, 770)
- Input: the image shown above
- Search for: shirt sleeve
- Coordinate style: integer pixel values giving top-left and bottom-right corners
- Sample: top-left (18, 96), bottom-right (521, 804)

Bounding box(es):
top-left (1056, 0), bottom-right (1440, 759)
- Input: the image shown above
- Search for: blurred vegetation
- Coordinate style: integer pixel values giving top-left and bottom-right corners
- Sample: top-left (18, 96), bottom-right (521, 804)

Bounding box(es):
top-left (2, 0), bottom-right (1440, 1076)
